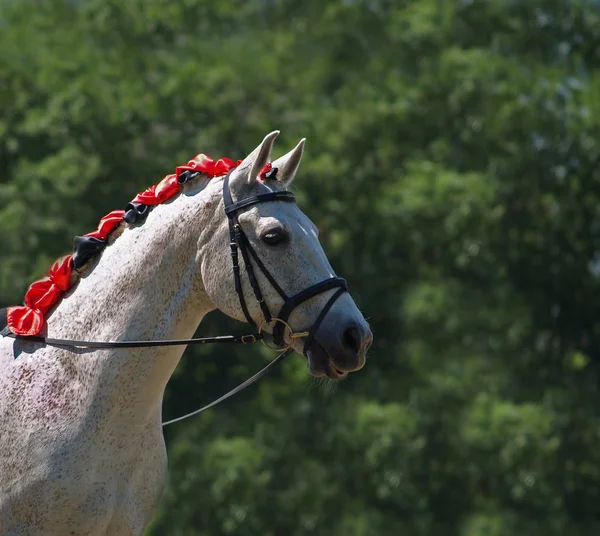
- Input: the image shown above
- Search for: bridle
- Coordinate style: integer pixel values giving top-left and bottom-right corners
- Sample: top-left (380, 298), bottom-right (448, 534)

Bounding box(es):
top-left (222, 170), bottom-right (348, 354)
top-left (1, 169), bottom-right (348, 426)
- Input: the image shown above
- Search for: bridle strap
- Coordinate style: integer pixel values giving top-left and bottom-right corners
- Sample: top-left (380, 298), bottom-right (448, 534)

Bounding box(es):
top-left (244, 238), bottom-right (289, 299)
top-left (224, 191), bottom-right (296, 215)
top-left (302, 287), bottom-right (346, 355)
top-left (223, 171), bottom-right (297, 326)
top-left (272, 277), bottom-right (348, 347)
top-left (227, 225), bottom-right (254, 325)
top-left (234, 222), bottom-right (272, 323)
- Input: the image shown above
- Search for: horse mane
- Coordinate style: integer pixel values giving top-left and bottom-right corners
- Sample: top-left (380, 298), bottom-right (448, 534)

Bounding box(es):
top-left (4, 153), bottom-right (254, 338)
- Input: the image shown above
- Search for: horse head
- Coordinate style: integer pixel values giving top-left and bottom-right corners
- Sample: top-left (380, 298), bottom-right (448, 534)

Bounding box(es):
top-left (200, 131), bottom-right (373, 380)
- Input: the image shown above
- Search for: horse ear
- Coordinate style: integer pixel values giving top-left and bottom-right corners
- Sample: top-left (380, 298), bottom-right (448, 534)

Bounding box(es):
top-left (231, 131), bottom-right (280, 189)
top-left (271, 138), bottom-right (305, 188)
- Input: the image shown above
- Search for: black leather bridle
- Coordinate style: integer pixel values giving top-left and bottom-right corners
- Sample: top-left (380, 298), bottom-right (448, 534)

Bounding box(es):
top-left (222, 170), bottom-right (348, 354)
top-left (0, 169), bottom-right (350, 426)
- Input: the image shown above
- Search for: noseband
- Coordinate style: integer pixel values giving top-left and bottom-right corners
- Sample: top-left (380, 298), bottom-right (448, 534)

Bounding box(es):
top-left (222, 170), bottom-right (348, 354)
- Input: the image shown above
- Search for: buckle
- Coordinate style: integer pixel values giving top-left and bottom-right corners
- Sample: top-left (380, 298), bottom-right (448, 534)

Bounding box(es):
top-left (257, 317), bottom-right (309, 351)
top-left (240, 334), bottom-right (258, 344)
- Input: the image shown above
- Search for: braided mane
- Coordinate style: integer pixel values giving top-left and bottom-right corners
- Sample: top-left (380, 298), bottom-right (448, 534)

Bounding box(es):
top-left (5, 153), bottom-right (248, 337)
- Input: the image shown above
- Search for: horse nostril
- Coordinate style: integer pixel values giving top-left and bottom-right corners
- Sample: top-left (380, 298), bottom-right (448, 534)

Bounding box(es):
top-left (343, 325), bottom-right (361, 354)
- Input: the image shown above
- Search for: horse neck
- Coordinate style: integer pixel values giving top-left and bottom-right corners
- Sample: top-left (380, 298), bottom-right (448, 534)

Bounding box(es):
top-left (45, 178), bottom-right (223, 424)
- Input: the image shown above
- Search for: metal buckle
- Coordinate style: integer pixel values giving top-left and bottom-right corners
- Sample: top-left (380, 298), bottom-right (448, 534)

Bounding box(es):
top-left (240, 334), bottom-right (258, 344)
top-left (257, 317), bottom-right (309, 351)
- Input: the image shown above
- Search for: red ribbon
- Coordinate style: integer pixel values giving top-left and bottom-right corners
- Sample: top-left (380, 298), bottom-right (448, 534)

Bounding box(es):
top-left (6, 307), bottom-right (44, 336)
top-left (176, 154), bottom-right (241, 180)
top-left (259, 162), bottom-right (272, 180)
top-left (8, 255), bottom-right (74, 335)
top-left (84, 210), bottom-right (126, 240)
top-left (132, 174), bottom-right (180, 205)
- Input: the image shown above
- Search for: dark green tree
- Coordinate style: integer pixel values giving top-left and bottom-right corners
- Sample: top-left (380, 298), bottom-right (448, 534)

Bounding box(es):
top-left (1, 1), bottom-right (600, 535)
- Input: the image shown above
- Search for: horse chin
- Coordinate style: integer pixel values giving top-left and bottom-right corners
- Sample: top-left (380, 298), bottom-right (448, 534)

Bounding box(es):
top-left (305, 341), bottom-right (348, 381)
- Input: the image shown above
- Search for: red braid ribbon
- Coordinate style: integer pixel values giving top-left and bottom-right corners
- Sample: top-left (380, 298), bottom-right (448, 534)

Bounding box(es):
top-left (259, 162), bottom-right (272, 180)
top-left (84, 210), bottom-right (126, 240)
top-left (176, 154), bottom-right (242, 180)
top-left (131, 174), bottom-right (180, 205)
top-left (7, 255), bottom-right (74, 336)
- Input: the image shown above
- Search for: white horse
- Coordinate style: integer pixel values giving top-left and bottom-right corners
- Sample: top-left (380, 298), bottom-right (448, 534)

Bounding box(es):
top-left (0, 131), bottom-right (372, 535)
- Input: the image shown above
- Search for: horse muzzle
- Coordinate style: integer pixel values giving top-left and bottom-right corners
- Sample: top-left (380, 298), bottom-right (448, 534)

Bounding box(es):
top-left (305, 319), bottom-right (373, 380)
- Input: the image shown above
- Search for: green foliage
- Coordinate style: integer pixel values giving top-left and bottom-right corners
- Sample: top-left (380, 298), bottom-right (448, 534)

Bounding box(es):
top-left (2, 0), bottom-right (600, 534)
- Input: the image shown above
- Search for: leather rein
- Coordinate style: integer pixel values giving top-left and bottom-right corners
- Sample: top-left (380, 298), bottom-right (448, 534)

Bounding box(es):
top-left (2, 170), bottom-right (348, 427)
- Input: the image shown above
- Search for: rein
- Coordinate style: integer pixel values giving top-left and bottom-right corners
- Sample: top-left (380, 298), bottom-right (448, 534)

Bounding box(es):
top-left (1, 321), bottom-right (299, 428)
top-left (0, 323), bottom-right (298, 427)
top-left (1, 168), bottom-right (348, 427)
top-left (1, 331), bottom-right (263, 349)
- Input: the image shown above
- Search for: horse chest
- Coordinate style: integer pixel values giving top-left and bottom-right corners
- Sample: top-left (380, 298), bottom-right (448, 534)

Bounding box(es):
top-left (0, 354), bottom-right (167, 535)
top-left (0, 424), bottom-right (167, 535)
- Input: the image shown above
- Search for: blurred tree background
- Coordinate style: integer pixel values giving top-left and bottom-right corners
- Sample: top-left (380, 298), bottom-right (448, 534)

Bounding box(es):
top-left (1, 0), bottom-right (600, 534)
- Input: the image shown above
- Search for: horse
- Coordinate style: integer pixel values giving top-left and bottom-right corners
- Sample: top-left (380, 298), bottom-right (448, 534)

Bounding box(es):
top-left (0, 131), bottom-right (372, 535)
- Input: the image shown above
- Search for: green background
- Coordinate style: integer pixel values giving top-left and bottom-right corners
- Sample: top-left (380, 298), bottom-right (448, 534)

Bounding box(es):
top-left (1, 1), bottom-right (600, 534)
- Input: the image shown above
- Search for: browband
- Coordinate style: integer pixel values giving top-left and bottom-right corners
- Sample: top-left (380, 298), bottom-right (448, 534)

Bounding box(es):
top-left (224, 191), bottom-right (296, 216)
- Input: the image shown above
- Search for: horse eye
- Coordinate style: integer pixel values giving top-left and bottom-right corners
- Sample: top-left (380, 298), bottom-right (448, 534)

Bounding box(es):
top-left (261, 229), bottom-right (287, 245)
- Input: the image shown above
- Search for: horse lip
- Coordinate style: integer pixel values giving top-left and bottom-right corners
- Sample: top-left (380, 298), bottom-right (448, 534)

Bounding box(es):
top-left (324, 359), bottom-right (347, 380)
top-left (305, 340), bottom-right (347, 381)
